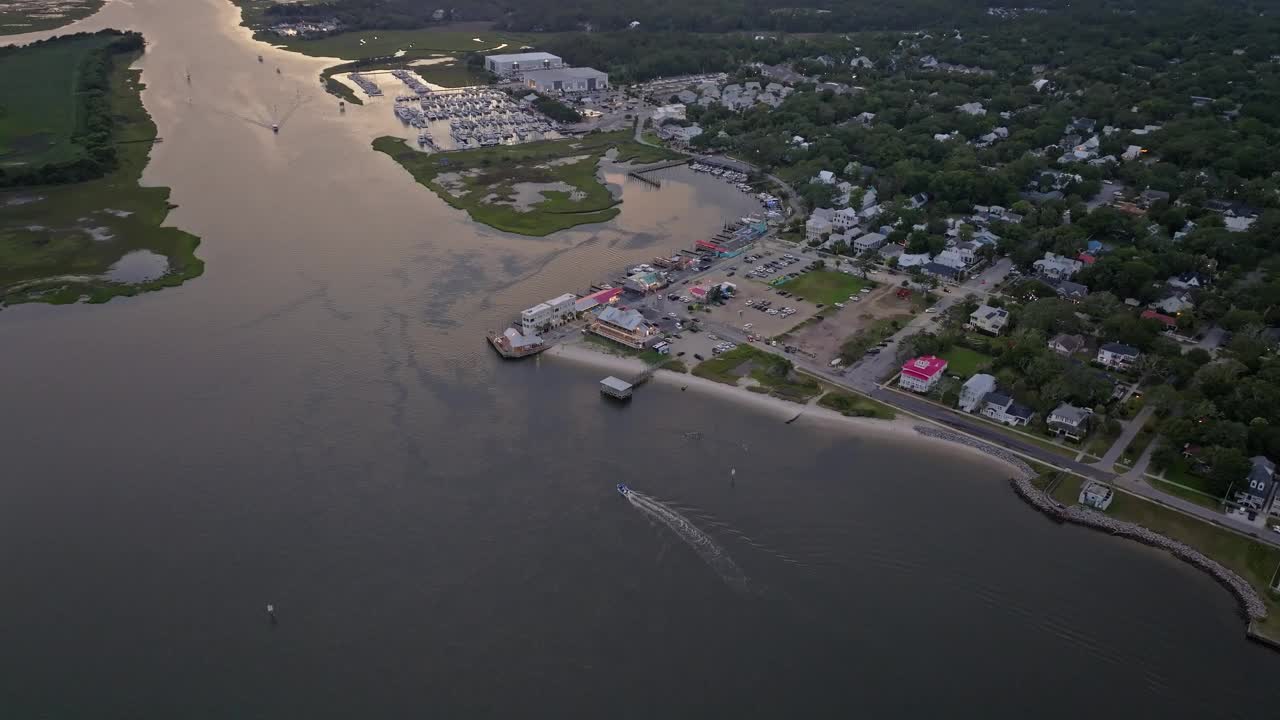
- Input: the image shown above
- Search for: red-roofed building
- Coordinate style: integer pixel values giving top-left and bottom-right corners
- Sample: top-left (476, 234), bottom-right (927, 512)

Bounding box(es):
top-left (689, 286), bottom-right (708, 301)
top-left (899, 355), bottom-right (949, 393)
top-left (1141, 309), bottom-right (1177, 331)
top-left (574, 287), bottom-right (624, 314)
top-left (1077, 253), bottom-right (1096, 265)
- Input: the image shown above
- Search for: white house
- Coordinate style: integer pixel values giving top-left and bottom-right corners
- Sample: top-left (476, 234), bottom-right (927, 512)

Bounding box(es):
top-left (956, 102), bottom-right (986, 115)
top-left (1097, 342), bottom-right (1140, 370)
top-left (897, 253), bottom-right (932, 268)
top-left (1033, 252), bottom-right (1083, 280)
top-left (815, 170), bottom-right (837, 185)
top-left (853, 232), bottom-right (887, 252)
top-left (959, 373), bottom-right (996, 412)
top-left (806, 208), bottom-right (834, 242)
top-left (970, 304), bottom-right (1010, 335)
top-left (833, 207), bottom-right (861, 231)
top-left (933, 248), bottom-right (969, 270)
top-left (982, 393), bottom-right (1034, 426)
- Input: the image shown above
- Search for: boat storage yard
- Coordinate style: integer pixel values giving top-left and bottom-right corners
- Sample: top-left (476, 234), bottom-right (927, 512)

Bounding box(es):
top-left (345, 67), bottom-right (566, 152)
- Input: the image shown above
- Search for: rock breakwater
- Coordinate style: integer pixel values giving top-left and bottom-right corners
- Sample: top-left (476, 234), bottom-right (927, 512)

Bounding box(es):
top-left (913, 425), bottom-right (1035, 478)
top-left (1010, 474), bottom-right (1267, 622)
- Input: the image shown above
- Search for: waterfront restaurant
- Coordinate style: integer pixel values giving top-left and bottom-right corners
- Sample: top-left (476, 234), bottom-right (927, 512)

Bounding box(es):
top-left (590, 306), bottom-right (659, 349)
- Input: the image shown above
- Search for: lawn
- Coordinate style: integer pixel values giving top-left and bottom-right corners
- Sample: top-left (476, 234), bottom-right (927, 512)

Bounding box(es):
top-left (267, 28), bottom-right (534, 61)
top-left (0, 40), bottom-right (204, 306)
top-left (817, 390), bottom-right (896, 419)
top-left (414, 59), bottom-right (492, 88)
top-left (940, 346), bottom-right (993, 379)
top-left (779, 270), bottom-right (872, 306)
top-left (0, 0), bottom-right (104, 35)
top-left (0, 32), bottom-right (117, 166)
top-left (372, 130), bottom-right (679, 236)
top-left (692, 345), bottom-right (820, 403)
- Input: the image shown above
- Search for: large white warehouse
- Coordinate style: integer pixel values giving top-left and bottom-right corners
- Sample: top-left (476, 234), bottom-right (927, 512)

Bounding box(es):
top-left (485, 52), bottom-right (563, 76)
top-left (523, 67), bottom-right (610, 93)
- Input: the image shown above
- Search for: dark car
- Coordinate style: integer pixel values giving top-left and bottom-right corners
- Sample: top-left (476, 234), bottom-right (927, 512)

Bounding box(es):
top-left (694, 353), bottom-right (705, 360)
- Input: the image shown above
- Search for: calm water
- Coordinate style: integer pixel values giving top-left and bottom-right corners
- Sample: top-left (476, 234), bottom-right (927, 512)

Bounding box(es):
top-left (4, 1), bottom-right (1280, 716)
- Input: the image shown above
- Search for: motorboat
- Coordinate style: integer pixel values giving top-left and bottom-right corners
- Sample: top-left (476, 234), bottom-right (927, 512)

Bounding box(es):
top-left (616, 483), bottom-right (631, 497)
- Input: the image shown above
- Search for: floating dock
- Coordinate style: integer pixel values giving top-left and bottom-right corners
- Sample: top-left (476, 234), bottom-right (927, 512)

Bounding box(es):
top-left (600, 376), bottom-right (634, 400)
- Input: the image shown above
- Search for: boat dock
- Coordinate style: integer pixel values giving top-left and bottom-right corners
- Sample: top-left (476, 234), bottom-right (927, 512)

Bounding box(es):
top-left (600, 376), bottom-right (634, 400)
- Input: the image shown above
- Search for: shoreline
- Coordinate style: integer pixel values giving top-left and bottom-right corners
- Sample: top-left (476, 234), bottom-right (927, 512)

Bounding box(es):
top-left (546, 341), bottom-right (1031, 475)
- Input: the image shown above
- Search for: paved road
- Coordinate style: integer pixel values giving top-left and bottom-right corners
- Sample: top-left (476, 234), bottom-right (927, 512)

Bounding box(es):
top-left (1095, 404), bottom-right (1156, 468)
top-left (689, 262), bottom-right (1280, 551)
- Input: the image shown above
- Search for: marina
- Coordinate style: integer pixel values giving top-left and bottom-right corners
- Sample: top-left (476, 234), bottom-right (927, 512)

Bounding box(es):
top-left (390, 84), bottom-right (564, 151)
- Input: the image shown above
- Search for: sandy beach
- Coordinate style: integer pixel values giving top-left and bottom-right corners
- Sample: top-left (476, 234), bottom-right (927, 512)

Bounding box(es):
top-left (547, 341), bottom-right (1027, 475)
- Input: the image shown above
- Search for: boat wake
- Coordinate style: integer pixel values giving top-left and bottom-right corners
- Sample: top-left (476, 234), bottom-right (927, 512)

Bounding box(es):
top-left (626, 490), bottom-right (750, 593)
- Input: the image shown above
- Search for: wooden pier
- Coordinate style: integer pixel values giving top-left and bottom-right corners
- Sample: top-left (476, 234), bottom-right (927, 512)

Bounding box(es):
top-left (628, 171), bottom-right (661, 188)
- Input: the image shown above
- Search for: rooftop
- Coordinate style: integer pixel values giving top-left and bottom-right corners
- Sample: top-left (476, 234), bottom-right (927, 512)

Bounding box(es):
top-left (902, 355), bottom-right (947, 379)
top-left (486, 51), bottom-right (562, 63)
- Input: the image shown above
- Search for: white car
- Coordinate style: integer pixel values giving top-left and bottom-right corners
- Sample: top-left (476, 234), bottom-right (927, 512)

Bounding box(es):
top-left (860, 288), bottom-right (872, 294)
top-left (679, 296), bottom-right (690, 302)
top-left (767, 309), bottom-right (779, 315)
top-left (924, 307), bottom-right (937, 313)
top-left (667, 312), bottom-right (678, 318)
top-left (742, 323), bottom-right (754, 330)
top-left (834, 303), bottom-right (845, 308)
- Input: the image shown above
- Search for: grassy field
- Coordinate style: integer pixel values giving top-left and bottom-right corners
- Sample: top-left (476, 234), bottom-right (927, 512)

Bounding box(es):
top-left (940, 346), bottom-right (993, 379)
top-left (0, 0), bottom-right (103, 35)
top-left (838, 315), bottom-right (909, 362)
top-left (693, 345), bottom-right (821, 402)
top-left (415, 59), bottom-right (492, 87)
top-left (817, 390), bottom-right (896, 419)
top-left (0, 32), bottom-right (116, 166)
top-left (0, 45), bottom-right (204, 306)
top-left (372, 130), bottom-right (679, 236)
top-left (779, 270), bottom-right (871, 306)
top-left (267, 28), bottom-right (533, 61)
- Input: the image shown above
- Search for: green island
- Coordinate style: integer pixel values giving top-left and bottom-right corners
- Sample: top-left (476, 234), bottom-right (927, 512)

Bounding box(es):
top-left (0, 0), bottom-right (104, 35)
top-left (0, 30), bottom-right (203, 307)
top-left (372, 129), bottom-right (679, 236)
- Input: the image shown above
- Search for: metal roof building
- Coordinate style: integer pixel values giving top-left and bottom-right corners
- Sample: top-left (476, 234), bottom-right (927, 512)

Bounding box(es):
top-left (485, 52), bottom-right (563, 76)
top-left (523, 67), bottom-right (610, 93)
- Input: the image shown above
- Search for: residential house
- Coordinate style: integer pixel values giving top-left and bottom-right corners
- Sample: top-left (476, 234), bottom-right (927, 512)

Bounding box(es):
top-left (833, 207), bottom-right (861, 232)
top-left (1050, 279), bottom-right (1089, 302)
top-left (520, 293), bottom-right (577, 333)
top-left (1139, 188), bottom-right (1170, 207)
top-left (853, 232), bottom-right (887, 253)
top-left (982, 392), bottom-right (1034, 426)
top-left (1033, 252), bottom-right (1083, 280)
top-left (1048, 333), bottom-right (1087, 355)
top-left (1031, 78), bottom-right (1050, 92)
top-left (1237, 456), bottom-right (1276, 513)
top-left (1097, 342), bottom-right (1140, 370)
top-left (1122, 145), bottom-right (1143, 161)
top-left (878, 244), bottom-right (904, 262)
top-left (970, 304), bottom-right (1010, 335)
top-left (1168, 272), bottom-right (1208, 290)
top-left (1154, 292), bottom-right (1194, 314)
top-left (899, 355), bottom-right (948, 393)
top-left (806, 208), bottom-right (835, 242)
top-left (933, 248), bottom-right (969, 270)
top-left (1140, 309), bottom-right (1178, 332)
top-left (815, 170), bottom-right (837, 185)
top-left (923, 262), bottom-right (962, 282)
top-left (1048, 403), bottom-right (1092, 441)
top-left (897, 252), bottom-right (931, 268)
top-left (591, 306), bottom-right (659, 349)
top-left (956, 102), bottom-right (986, 115)
top-left (959, 373), bottom-right (996, 412)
